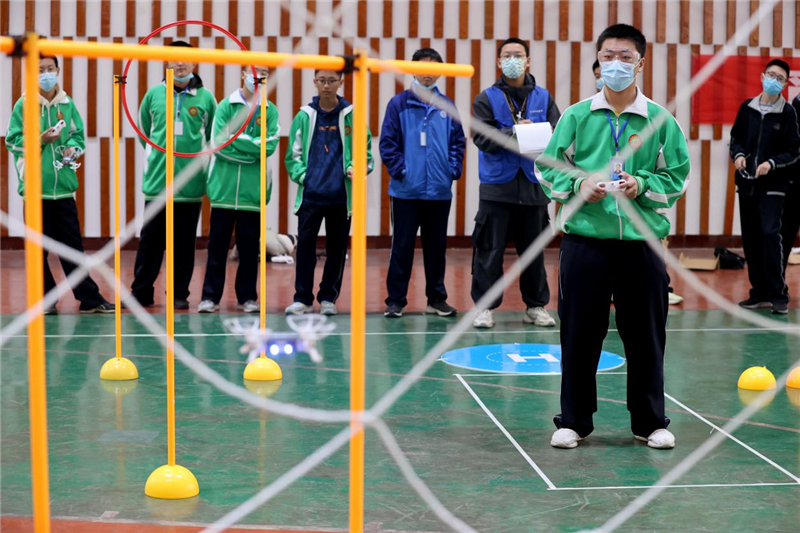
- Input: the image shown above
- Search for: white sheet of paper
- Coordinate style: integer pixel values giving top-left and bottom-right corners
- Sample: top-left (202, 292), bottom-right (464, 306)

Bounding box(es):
top-left (513, 122), bottom-right (552, 155)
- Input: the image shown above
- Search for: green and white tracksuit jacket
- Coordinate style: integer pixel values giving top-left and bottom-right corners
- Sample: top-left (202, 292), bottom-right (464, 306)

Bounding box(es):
top-left (138, 75), bottom-right (217, 202)
top-left (537, 89), bottom-right (691, 240)
top-left (206, 89), bottom-right (280, 211)
top-left (284, 102), bottom-right (374, 216)
top-left (6, 89), bottom-right (86, 199)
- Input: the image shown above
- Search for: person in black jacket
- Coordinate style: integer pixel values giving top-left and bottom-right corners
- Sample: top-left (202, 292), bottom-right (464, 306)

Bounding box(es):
top-left (470, 37), bottom-right (561, 329)
top-left (729, 59), bottom-right (800, 315)
top-left (783, 95), bottom-right (800, 290)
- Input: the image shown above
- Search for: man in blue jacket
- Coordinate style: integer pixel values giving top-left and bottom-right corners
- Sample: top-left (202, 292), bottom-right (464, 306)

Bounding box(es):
top-left (470, 37), bottom-right (560, 329)
top-left (380, 48), bottom-right (466, 318)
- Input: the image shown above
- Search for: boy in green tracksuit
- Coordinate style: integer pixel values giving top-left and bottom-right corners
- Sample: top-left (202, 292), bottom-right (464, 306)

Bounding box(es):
top-left (284, 69), bottom-right (374, 316)
top-left (6, 54), bottom-right (113, 314)
top-left (537, 25), bottom-right (690, 450)
top-left (131, 40), bottom-right (217, 309)
top-left (197, 67), bottom-right (280, 313)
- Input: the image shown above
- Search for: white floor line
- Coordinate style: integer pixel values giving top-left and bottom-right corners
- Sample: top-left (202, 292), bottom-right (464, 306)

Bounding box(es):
top-left (454, 373), bottom-right (557, 490)
top-left (548, 481), bottom-right (800, 491)
top-left (664, 392), bottom-right (800, 484)
top-left (2, 325), bottom-right (799, 340)
top-left (456, 372), bottom-right (628, 377)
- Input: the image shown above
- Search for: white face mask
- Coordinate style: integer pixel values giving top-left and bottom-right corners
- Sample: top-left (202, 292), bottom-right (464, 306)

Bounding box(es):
top-left (500, 57), bottom-right (526, 79)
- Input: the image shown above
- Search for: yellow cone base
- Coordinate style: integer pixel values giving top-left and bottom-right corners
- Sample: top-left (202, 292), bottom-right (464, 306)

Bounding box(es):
top-left (243, 357), bottom-right (283, 381)
top-left (786, 367), bottom-right (800, 389)
top-left (737, 366), bottom-right (776, 391)
top-left (99, 357), bottom-right (139, 381)
top-left (145, 465), bottom-right (199, 499)
top-left (244, 379), bottom-right (283, 397)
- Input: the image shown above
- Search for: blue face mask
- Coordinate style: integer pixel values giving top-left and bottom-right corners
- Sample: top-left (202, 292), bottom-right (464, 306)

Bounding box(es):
top-left (413, 78), bottom-right (437, 90)
top-left (39, 72), bottom-right (58, 92)
top-left (600, 60), bottom-right (637, 92)
top-left (596, 78), bottom-right (605, 91)
top-left (762, 77), bottom-right (784, 96)
top-left (245, 74), bottom-right (256, 93)
top-left (173, 72), bottom-right (194, 83)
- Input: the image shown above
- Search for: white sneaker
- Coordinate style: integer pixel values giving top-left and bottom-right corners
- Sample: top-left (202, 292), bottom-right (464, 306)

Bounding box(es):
top-left (285, 302), bottom-right (313, 315)
top-left (238, 300), bottom-right (260, 313)
top-left (320, 301), bottom-right (337, 316)
top-left (473, 309), bottom-right (495, 329)
top-left (197, 300), bottom-right (218, 313)
top-left (550, 428), bottom-right (582, 449)
top-left (668, 292), bottom-right (684, 305)
top-left (635, 428), bottom-right (675, 449)
top-left (523, 307), bottom-right (556, 327)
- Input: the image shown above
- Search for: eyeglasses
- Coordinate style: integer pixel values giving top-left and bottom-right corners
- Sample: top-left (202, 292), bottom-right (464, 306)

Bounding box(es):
top-left (39, 67), bottom-right (58, 74)
top-left (500, 53), bottom-right (526, 60)
top-left (764, 71), bottom-right (788, 85)
top-left (315, 78), bottom-right (340, 86)
top-left (598, 49), bottom-right (640, 64)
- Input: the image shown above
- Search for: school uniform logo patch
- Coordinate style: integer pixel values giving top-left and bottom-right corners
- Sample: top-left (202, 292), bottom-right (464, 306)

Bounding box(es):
top-left (56, 110), bottom-right (64, 120)
top-left (255, 116), bottom-right (262, 126)
top-left (345, 125), bottom-right (352, 135)
top-left (188, 106), bottom-right (199, 117)
top-left (628, 134), bottom-right (642, 150)
top-left (440, 110), bottom-right (447, 118)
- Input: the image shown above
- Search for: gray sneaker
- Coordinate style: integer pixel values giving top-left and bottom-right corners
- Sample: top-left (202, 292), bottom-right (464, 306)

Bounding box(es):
top-left (473, 309), bottom-right (495, 329)
top-left (285, 301), bottom-right (314, 315)
top-left (238, 300), bottom-right (260, 313)
top-left (523, 307), bottom-right (556, 327)
top-left (197, 300), bottom-right (218, 313)
top-left (320, 301), bottom-right (337, 316)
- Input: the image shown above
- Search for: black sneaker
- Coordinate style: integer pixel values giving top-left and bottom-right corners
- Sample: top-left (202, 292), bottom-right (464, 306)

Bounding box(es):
top-left (738, 297), bottom-right (772, 309)
top-left (771, 302), bottom-right (789, 315)
top-left (174, 299), bottom-right (190, 310)
top-left (121, 295), bottom-right (154, 309)
top-left (80, 301), bottom-right (115, 314)
top-left (425, 300), bottom-right (457, 317)
top-left (384, 303), bottom-right (404, 318)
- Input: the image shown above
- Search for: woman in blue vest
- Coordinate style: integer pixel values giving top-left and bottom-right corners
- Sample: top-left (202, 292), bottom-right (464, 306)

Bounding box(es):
top-left (470, 37), bottom-right (561, 329)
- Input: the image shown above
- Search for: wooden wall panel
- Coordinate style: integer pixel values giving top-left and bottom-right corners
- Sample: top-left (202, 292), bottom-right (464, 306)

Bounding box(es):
top-left (101, 0), bottom-right (111, 37)
top-left (369, 38), bottom-right (380, 134)
top-left (50, 0), bottom-right (61, 37)
top-left (254, 0), bottom-right (264, 36)
top-left (700, 140), bottom-right (710, 234)
top-left (409, 0), bottom-right (419, 38)
top-left (583, 1), bottom-right (594, 42)
top-left (76, 0), bottom-right (86, 36)
top-left (1, 0), bottom-right (9, 36)
top-left (126, 0), bottom-right (136, 37)
top-left (11, 57), bottom-right (20, 108)
top-left (87, 37), bottom-right (98, 138)
top-left (656, 0), bottom-right (666, 43)
top-left (358, 0), bottom-right (367, 38)
top-left (344, 39), bottom-right (353, 102)
top-left (384, 0), bottom-right (393, 38)
top-left (796, 0), bottom-right (800, 48)
top-left (750, 1), bottom-right (760, 46)
top-left (727, 0), bottom-right (737, 40)
top-left (723, 161), bottom-right (736, 235)
top-left (152, 0), bottom-right (161, 32)
top-left (62, 37), bottom-right (73, 95)
top-left (459, 0), bottom-right (469, 39)
top-left (229, 1), bottom-right (239, 36)
top-left (214, 36), bottom-right (225, 102)
top-left (534, 0), bottom-right (544, 41)
top-left (484, 0), bottom-right (494, 39)
top-left (203, 0), bottom-right (213, 37)
top-left (608, 0), bottom-right (618, 26)
top-left (773, 0), bottom-right (783, 48)
top-left (643, 42), bottom-right (653, 98)
top-left (703, 0), bottom-right (713, 44)
top-left (508, 0), bottom-right (519, 37)
top-left (546, 41), bottom-right (556, 97)
top-left (100, 138), bottom-right (110, 237)
top-left (559, 0), bottom-right (569, 41)
top-left (25, 0), bottom-right (35, 31)
top-left (177, 0), bottom-right (187, 36)
top-left (680, 0), bottom-right (690, 44)
top-left (632, 0), bottom-right (642, 30)
top-left (666, 43), bottom-right (676, 114)
top-left (570, 42), bottom-right (581, 104)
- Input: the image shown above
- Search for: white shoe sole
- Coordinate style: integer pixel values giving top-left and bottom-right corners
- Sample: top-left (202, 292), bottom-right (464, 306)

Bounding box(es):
top-left (425, 305), bottom-right (456, 317)
top-left (285, 307), bottom-right (312, 316)
top-left (321, 309), bottom-right (337, 316)
top-left (522, 314), bottom-right (556, 327)
top-left (550, 437), bottom-right (582, 449)
top-left (634, 435), bottom-right (675, 449)
top-left (198, 306), bottom-right (219, 314)
top-left (472, 321), bottom-right (495, 329)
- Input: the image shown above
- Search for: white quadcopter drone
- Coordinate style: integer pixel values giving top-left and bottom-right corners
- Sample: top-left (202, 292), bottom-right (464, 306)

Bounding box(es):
top-left (224, 314), bottom-right (336, 364)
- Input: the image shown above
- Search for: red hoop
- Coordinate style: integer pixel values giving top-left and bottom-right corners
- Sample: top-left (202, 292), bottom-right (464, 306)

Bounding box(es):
top-left (121, 20), bottom-right (260, 157)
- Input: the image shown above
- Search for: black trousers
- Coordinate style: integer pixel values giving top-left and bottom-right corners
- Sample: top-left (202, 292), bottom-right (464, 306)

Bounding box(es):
top-left (201, 208), bottom-right (260, 305)
top-left (131, 201), bottom-right (201, 303)
top-left (41, 198), bottom-right (106, 309)
top-left (470, 199), bottom-right (550, 309)
top-left (554, 234), bottom-right (670, 438)
top-left (740, 194), bottom-right (788, 304)
top-left (780, 181), bottom-right (800, 289)
top-left (385, 197), bottom-right (451, 307)
top-left (293, 203), bottom-right (350, 305)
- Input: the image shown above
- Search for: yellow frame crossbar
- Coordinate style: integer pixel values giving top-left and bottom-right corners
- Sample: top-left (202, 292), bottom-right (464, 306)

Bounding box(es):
top-left (3, 33), bottom-right (473, 533)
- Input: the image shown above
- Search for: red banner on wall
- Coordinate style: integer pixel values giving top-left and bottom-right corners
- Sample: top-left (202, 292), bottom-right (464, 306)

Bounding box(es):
top-left (690, 55), bottom-right (800, 125)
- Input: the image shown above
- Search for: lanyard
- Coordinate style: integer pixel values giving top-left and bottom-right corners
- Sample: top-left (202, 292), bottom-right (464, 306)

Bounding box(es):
top-left (504, 92), bottom-right (527, 124)
top-left (605, 111), bottom-right (629, 153)
top-left (175, 86), bottom-right (189, 119)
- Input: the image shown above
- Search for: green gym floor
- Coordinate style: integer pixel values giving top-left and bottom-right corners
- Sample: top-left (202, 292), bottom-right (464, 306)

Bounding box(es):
top-left (1, 310), bottom-right (799, 532)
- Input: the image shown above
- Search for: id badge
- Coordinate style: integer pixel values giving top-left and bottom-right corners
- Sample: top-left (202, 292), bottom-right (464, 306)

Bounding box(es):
top-left (609, 156), bottom-right (625, 181)
top-left (175, 121), bottom-right (184, 136)
top-left (420, 131), bottom-right (427, 147)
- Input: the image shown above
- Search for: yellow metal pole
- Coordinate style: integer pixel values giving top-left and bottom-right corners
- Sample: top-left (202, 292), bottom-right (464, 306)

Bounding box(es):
top-left (259, 79), bottom-right (267, 357)
top-left (165, 68), bottom-right (176, 467)
top-left (113, 79), bottom-right (122, 359)
top-left (349, 49), bottom-right (368, 533)
top-left (23, 33), bottom-right (52, 533)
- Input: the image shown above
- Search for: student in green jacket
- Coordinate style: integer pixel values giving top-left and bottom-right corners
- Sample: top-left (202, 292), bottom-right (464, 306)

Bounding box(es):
top-left (538, 25), bottom-right (690, 451)
top-left (130, 41), bottom-right (217, 310)
top-left (284, 69), bottom-right (374, 316)
top-left (6, 54), bottom-right (113, 315)
top-left (197, 66), bottom-right (279, 313)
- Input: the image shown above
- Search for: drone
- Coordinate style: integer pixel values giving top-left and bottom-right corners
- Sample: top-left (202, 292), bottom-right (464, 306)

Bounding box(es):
top-left (224, 314), bottom-right (336, 364)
